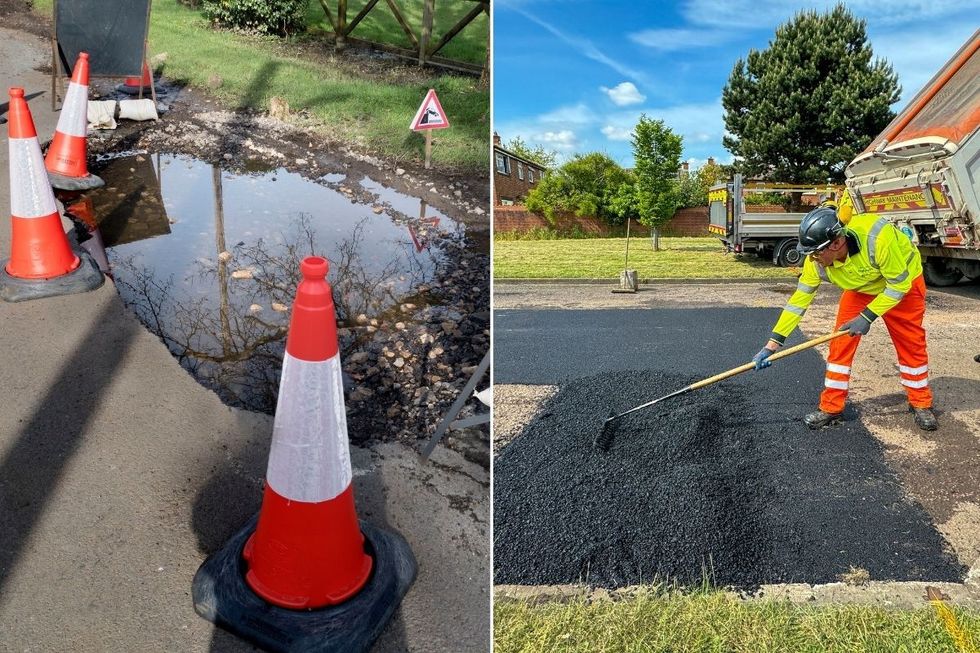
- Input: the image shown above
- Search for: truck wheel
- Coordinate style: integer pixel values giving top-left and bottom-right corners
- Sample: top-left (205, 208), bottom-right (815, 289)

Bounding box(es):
top-left (922, 257), bottom-right (963, 287)
top-left (774, 238), bottom-right (802, 267)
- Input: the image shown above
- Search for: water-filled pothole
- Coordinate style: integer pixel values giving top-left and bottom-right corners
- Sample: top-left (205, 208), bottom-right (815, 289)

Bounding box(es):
top-left (65, 153), bottom-right (488, 430)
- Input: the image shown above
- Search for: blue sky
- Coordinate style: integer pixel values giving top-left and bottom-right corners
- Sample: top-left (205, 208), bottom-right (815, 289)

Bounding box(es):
top-left (493, 1), bottom-right (977, 170)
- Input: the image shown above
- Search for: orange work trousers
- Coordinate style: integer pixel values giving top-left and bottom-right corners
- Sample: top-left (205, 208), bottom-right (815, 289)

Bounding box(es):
top-left (820, 274), bottom-right (932, 414)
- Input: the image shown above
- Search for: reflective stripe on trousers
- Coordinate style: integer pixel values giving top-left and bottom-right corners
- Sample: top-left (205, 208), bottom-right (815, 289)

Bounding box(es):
top-left (819, 275), bottom-right (932, 413)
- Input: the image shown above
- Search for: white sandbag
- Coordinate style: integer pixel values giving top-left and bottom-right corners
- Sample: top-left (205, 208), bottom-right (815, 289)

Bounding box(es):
top-left (118, 98), bottom-right (159, 121)
top-left (87, 100), bottom-right (117, 130)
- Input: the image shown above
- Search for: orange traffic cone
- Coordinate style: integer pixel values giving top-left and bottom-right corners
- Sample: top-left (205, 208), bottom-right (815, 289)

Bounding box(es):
top-left (243, 255), bottom-right (373, 608)
top-left (1, 88), bottom-right (104, 302)
top-left (45, 52), bottom-right (104, 191)
top-left (116, 61), bottom-right (160, 96)
top-left (192, 256), bottom-right (416, 652)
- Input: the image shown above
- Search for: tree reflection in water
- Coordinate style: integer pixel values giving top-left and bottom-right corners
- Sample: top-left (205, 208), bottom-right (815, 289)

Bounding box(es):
top-left (112, 165), bottom-right (442, 413)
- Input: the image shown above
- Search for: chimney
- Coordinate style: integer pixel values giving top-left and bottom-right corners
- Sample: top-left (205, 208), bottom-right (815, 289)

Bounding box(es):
top-left (493, 131), bottom-right (501, 146)
top-left (707, 157), bottom-right (715, 166)
top-left (681, 162), bottom-right (689, 171)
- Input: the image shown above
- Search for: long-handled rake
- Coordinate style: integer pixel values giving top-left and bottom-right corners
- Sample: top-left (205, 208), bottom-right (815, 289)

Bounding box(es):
top-left (594, 330), bottom-right (849, 450)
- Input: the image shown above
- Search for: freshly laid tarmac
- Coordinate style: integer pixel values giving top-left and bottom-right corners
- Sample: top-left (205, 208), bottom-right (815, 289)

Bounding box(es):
top-left (493, 308), bottom-right (964, 589)
top-left (0, 25), bottom-right (489, 652)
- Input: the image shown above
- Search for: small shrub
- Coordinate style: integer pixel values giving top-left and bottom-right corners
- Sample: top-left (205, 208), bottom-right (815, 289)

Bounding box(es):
top-left (202, 0), bottom-right (307, 36)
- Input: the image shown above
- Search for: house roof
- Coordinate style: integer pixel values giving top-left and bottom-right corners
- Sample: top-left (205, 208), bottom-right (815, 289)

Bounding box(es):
top-left (493, 144), bottom-right (550, 170)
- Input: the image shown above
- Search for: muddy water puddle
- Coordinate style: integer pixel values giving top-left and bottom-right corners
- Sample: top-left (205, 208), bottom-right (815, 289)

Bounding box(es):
top-left (69, 153), bottom-right (478, 414)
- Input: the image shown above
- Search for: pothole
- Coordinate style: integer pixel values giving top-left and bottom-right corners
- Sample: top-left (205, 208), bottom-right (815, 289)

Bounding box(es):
top-left (61, 151), bottom-right (489, 451)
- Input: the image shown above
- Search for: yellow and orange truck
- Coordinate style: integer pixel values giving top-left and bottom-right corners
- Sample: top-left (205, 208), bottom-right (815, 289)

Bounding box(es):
top-left (844, 29), bottom-right (979, 286)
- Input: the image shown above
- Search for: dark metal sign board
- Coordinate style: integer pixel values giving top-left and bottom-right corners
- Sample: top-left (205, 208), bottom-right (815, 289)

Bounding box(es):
top-left (54, 0), bottom-right (151, 76)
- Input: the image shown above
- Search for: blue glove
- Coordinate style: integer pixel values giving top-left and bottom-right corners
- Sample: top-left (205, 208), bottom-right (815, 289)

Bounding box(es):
top-left (840, 313), bottom-right (874, 337)
top-left (752, 347), bottom-right (775, 370)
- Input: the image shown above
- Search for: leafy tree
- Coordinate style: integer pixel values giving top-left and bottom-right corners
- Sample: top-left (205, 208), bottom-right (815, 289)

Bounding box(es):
top-left (678, 160), bottom-right (724, 208)
top-left (524, 152), bottom-right (631, 225)
top-left (721, 3), bottom-right (899, 184)
top-left (630, 115), bottom-right (682, 250)
top-left (505, 136), bottom-right (558, 170)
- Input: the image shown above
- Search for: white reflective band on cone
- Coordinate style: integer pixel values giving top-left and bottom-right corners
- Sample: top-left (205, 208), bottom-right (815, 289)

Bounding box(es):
top-left (266, 353), bottom-right (352, 503)
top-left (58, 82), bottom-right (89, 137)
top-left (9, 138), bottom-right (58, 218)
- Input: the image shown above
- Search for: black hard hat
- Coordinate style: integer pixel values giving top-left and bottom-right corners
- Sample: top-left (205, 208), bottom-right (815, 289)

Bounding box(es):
top-left (797, 206), bottom-right (844, 254)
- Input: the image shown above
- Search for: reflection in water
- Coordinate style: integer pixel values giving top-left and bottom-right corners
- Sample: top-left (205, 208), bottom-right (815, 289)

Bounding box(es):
top-left (87, 154), bottom-right (467, 413)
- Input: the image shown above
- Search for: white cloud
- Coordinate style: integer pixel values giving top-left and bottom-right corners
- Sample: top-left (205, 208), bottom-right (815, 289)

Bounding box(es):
top-left (601, 82), bottom-right (646, 106)
top-left (628, 28), bottom-right (729, 52)
top-left (536, 103), bottom-right (593, 125)
top-left (537, 130), bottom-right (578, 149)
top-left (601, 125), bottom-right (633, 141)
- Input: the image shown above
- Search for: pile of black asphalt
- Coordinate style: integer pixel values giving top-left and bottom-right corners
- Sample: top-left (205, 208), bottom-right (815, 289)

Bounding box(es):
top-left (493, 368), bottom-right (964, 589)
top-left (494, 307), bottom-right (964, 589)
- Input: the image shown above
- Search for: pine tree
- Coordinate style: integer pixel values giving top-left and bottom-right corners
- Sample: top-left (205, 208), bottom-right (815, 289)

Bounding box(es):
top-left (722, 3), bottom-right (900, 184)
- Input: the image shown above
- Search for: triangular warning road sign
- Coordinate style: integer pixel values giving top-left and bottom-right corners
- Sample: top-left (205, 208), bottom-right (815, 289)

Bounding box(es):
top-left (410, 89), bottom-right (450, 131)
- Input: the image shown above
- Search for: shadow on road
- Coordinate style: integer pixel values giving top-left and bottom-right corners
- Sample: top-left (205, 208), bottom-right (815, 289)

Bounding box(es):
top-left (0, 299), bottom-right (139, 593)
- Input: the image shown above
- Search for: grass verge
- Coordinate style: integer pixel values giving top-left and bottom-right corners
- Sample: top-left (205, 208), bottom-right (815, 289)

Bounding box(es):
top-left (35, 0), bottom-right (489, 173)
top-left (493, 237), bottom-right (797, 280)
top-left (494, 590), bottom-right (980, 653)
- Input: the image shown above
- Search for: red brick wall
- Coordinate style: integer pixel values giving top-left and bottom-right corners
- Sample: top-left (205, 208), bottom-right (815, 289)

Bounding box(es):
top-left (661, 207), bottom-right (708, 236)
top-left (494, 205), bottom-right (710, 237)
top-left (493, 206), bottom-right (622, 235)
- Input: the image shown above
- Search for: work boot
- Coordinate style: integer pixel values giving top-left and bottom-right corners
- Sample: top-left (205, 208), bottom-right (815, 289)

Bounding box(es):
top-left (803, 410), bottom-right (843, 429)
top-left (909, 405), bottom-right (938, 431)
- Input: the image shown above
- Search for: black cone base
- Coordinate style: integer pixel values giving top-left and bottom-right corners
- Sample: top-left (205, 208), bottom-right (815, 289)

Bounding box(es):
top-left (115, 83), bottom-right (167, 96)
top-left (47, 171), bottom-right (105, 191)
top-left (0, 250), bottom-right (105, 302)
top-left (192, 516), bottom-right (417, 653)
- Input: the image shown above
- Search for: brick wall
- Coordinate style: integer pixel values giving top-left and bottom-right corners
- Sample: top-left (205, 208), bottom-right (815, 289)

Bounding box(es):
top-left (493, 206), bottom-right (623, 235)
top-left (661, 207), bottom-right (708, 236)
top-left (494, 205), bottom-right (711, 237)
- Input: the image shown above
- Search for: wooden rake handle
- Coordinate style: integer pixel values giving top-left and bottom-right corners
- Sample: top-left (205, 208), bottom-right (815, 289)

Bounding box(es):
top-left (688, 330), bottom-right (849, 392)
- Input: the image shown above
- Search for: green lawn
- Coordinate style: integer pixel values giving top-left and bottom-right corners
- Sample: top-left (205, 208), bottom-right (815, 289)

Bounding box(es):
top-left (304, 0), bottom-right (488, 65)
top-left (493, 237), bottom-right (798, 280)
top-left (495, 591), bottom-right (980, 653)
top-left (36, 0), bottom-right (489, 173)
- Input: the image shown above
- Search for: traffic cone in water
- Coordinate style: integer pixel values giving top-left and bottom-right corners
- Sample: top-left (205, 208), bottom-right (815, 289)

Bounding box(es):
top-left (192, 256), bottom-right (416, 653)
top-left (1, 88), bottom-right (104, 302)
top-left (45, 52), bottom-right (104, 191)
top-left (62, 193), bottom-right (111, 276)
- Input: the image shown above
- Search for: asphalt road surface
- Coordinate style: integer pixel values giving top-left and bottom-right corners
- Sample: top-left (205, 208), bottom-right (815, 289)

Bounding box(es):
top-left (494, 308), bottom-right (964, 588)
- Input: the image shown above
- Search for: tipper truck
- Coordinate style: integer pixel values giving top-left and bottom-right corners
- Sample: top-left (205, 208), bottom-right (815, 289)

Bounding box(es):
top-left (844, 29), bottom-right (980, 286)
top-left (708, 176), bottom-right (838, 267)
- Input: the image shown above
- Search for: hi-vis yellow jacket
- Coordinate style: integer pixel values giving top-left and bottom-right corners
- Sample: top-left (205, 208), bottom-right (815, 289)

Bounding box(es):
top-left (769, 212), bottom-right (923, 344)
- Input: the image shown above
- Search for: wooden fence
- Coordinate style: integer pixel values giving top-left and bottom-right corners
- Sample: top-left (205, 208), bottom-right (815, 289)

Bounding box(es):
top-left (318, 0), bottom-right (489, 75)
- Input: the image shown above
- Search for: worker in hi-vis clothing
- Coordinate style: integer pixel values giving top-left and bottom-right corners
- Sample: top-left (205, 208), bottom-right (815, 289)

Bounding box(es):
top-left (751, 202), bottom-right (938, 432)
